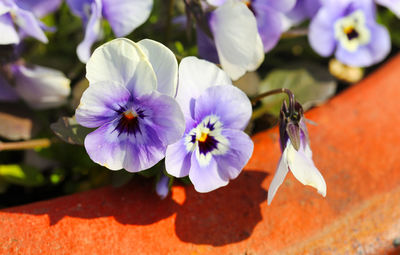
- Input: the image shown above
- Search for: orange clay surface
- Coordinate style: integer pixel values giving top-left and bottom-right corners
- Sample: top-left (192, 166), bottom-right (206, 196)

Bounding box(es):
top-left (1, 55), bottom-right (400, 255)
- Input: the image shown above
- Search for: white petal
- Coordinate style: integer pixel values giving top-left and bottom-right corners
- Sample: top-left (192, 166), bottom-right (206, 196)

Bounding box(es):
top-left (86, 38), bottom-right (156, 95)
top-left (210, 0), bottom-right (264, 80)
top-left (267, 149), bottom-right (289, 205)
top-left (138, 39), bottom-right (178, 97)
top-left (176, 56), bottom-right (231, 118)
top-left (287, 142), bottom-right (327, 197)
top-left (0, 14), bottom-right (19, 44)
top-left (13, 65), bottom-right (71, 109)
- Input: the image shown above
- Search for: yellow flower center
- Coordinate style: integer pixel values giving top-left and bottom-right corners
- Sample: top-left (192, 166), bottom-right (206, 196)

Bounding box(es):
top-left (198, 132), bottom-right (208, 142)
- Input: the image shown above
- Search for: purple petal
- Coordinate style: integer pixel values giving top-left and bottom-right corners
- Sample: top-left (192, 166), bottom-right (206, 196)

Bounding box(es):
top-left (102, 0), bottom-right (153, 37)
top-left (76, 0), bottom-right (102, 63)
top-left (253, 5), bottom-right (284, 53)
top-left (165, 139), bottom-right (192, 178)
top-left (0, 13), bottom-right (19, 44)
top-left (156, 174), bottom-right (170, 199)
top-left (214, 129), bottom-right (253, 180)
top-left (84, 120), bottom-right (127, 170)
top-left (255, 0), bottom-right (296, 12)
top-left (75, 81), bottom-right (131, 128)
top-left (189, 152), bottom-right (229, 192)
top-left (308, 6), bottom-right (339, 57)
top-left (122, 136), bottom-right (166, 172)
top-left (136, 91), bottom-right (185, 145)
top-left (66, 0), bottom-right (92, 20)
top-left (85, 116), bottom-right (168, 172)
top-left (376, 0), bottom-right (400, 17)
top-left (194, 85), bottom-right (252, 130)
top-left (15, 0), bottom-right (62, 18)
top-left (197, 26), bottom-right (220, 64)
top-left (14, 8), bottom-right (48, 43)
top-left (335, 23), bottom-right (390, 67)
top-left (0, 74), bottom-right (18, 101)
top-left (286, 0), bottom-right (322, 23)
top-left (176, 57), bottom-right (231, 119)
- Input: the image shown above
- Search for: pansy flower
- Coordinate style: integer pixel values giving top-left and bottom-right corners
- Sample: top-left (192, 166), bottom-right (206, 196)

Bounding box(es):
top-left (0, 0), bottom-right (60, 44)
top-left (67, 0), bottom-right (153, 63)
top-left (309, 0), bottom-right (390, 67)
top-left (267, 101), bottom-right (326, 205)
top-left (199, 0), bottom-right (264, 80)
top-left (75, 38), bottom-right (185, 173)
top-left (165, 57), bottom-right (253, 192)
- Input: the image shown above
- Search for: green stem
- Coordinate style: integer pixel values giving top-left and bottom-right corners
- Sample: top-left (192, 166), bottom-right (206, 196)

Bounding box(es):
top-left (251, 88), bottom-right (296, 115)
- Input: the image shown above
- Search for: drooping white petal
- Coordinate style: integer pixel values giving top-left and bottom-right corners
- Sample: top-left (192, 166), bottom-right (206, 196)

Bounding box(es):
top-left (210, 0), bottom-right (264, 80)
top-left (267, 149), bottom-right (289, 205)
top-left (286, 142), bottom-right (327, 197)
top-left (13, 64), bottom-right (71, 109)
top-left (138, 39), bottom-right (178, 97)
top-left (102, 0), bottom-right (153, 37)
top-left (86, 38), bottom-right (156, 96)
top-left (176, 56), bottom-right (231, 118)
top-left (0, 14), bottom-right (19, 44)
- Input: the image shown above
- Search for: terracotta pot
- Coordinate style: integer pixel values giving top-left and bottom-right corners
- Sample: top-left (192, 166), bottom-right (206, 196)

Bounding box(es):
top-left (1, 54), bottom-right (400, 255)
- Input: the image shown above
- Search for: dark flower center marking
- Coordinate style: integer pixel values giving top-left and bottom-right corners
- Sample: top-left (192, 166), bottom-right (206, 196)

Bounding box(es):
top-left (344, 26), bottom-right (359, 40)
top-left (197, 132), bottom-right (219, 155)
top-left (114, 107), bottom-right (145, 137)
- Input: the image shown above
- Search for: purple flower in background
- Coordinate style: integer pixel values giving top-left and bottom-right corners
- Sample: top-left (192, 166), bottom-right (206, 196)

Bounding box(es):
top-left (165, 57), bottom-right (254, 192)
top-left (375, 0), bottom-right (400, 17)
top-left (309, 0), bottom-right (390, 67)
top-left (268, 102), bottom-right (326, 205)
top-left (67, 0), bottom-right (153, 63)
top-left (202, 0), bottom-right (264, 80)
top-left (0, 0), bottom-right (60, 44)
top-left (75, 38), bottom-right (185, 172)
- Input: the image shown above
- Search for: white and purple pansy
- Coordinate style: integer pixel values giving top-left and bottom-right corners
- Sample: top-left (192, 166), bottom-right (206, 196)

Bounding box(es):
top-left (309, 0), bottom-right (391, 67)
top-left (165, 57), bottom-right (254, 192)
top-left (67, 0), bottom-right (153, 63)
top-left (75, 38), bottom-right (185, 173)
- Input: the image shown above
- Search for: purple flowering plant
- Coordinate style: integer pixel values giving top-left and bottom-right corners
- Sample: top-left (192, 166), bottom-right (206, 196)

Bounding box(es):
top-left (0, 0), bottom-right (399, 207)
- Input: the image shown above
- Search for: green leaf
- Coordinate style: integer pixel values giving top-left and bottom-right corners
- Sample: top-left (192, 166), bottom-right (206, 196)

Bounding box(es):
top-left (256, 69), bottom-right (337, 117)
top-left (0, 165), bottom-right (45, 187)
top-left (50, 116), bottom-right (93, 145)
